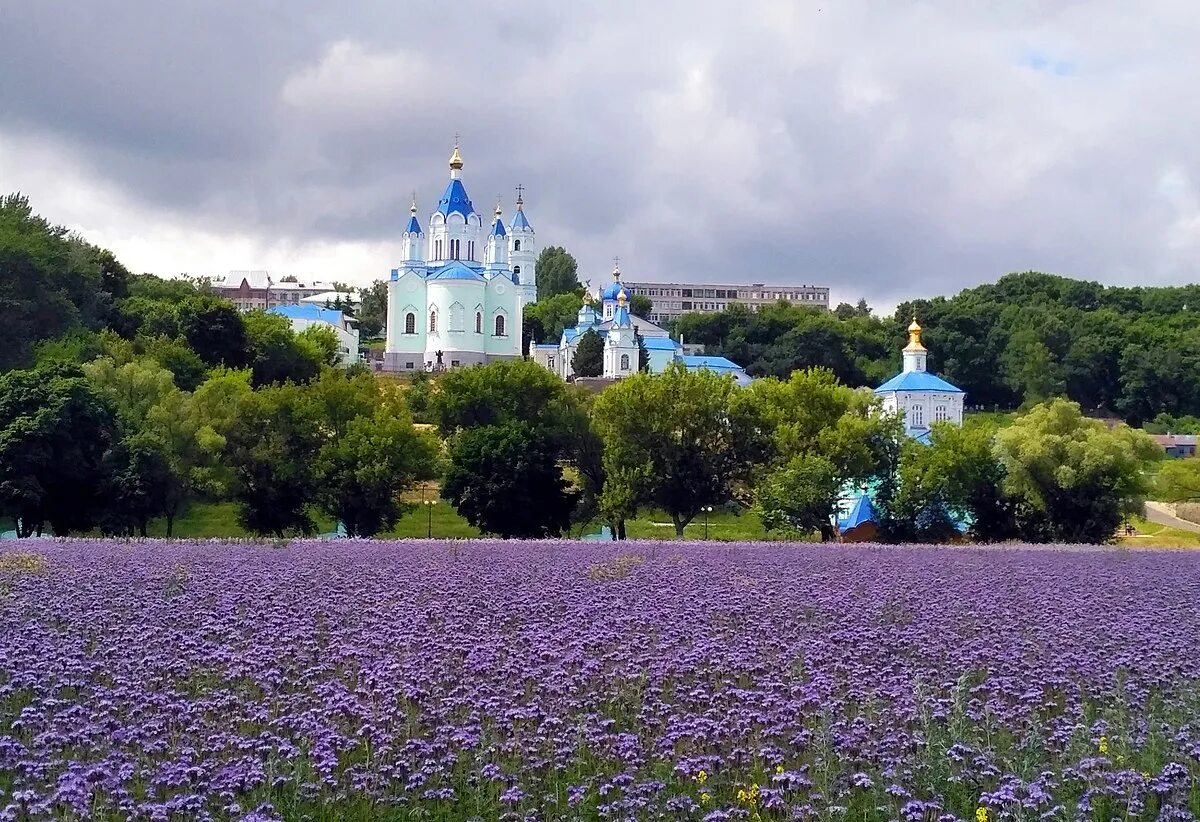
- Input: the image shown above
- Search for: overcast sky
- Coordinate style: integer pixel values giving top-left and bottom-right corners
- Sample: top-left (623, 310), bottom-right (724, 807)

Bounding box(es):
top-left (2, 1), bottom-right (1198, 308)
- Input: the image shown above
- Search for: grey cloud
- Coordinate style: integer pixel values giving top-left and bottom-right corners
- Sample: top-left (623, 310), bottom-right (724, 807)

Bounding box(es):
top-left (1, 0), bottom-right (1199, 306)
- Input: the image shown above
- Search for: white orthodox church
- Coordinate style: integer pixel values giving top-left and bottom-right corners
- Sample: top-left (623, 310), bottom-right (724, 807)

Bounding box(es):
top-left (383, 144), bottom-right (536, 372)
top-left (838, 319), bottom-right (965, 539)
top-left (530, 265), bottom-right (753, 384)
top-left (874, 318), bottom-right (964, 441)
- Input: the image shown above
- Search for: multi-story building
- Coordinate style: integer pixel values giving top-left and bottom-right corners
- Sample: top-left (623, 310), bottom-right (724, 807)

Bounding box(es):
top-left (214, 271), bottom-right (337, 312)
top-left (618, 280), bottom-right (829, 326)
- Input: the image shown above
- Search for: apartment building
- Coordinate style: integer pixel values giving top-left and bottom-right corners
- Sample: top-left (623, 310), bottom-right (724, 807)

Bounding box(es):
top-left (619, 281), bottom-right (830, 326)
top-left (214, 271), bottom-right (336, 312)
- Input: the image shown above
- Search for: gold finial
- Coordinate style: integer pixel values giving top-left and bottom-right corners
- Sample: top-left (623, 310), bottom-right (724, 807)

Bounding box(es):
top-left (494, 196), bottom-right (502, 217)
top-left (904, 316), bottom-right (926, 351)
top-left (449, 134), bottom-right (463, 170)
top-left (617, 288), bottom-right (628, 306)
top-left (612, 255), bottom-right (621, 279)
top-left (410, 191), bottom-right (418, 215)
top-left (582, 289), bottom-right (594, 306)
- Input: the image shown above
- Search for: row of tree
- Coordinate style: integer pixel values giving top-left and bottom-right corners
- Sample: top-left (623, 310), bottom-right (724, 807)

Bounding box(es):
top-left (426, 360), bottom-right (1159, 544)
top-left (674, 271), bottom-right (1200, 424)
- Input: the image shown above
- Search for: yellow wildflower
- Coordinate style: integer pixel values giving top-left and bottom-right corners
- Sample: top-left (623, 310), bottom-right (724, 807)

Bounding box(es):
top-left (776, 764), bottom-right (785, 774)
top-left (696, 770), bottom-right (708, 785)
top-left (1099, 736), bottom-right (1110, 755)
top-left (737, 789), bottom-right (748, 802)
top-left (701, 792), bottom-right (711, 804)
top-left (976, 807), bottom-right (988, 822)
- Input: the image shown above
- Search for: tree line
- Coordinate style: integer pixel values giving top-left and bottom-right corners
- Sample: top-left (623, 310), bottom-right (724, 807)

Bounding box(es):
top-left (675, 271), bottom-right (1200, 424)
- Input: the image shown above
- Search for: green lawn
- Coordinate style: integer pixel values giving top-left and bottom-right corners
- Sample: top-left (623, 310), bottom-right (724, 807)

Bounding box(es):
top-left (1118, 515), bottom-right (1200, 548)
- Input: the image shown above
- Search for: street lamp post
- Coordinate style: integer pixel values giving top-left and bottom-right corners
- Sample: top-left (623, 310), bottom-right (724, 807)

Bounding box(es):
top-left (702, 505), bottom-right (714, 540)
top-left (424, 499), bottom-right (437, 538)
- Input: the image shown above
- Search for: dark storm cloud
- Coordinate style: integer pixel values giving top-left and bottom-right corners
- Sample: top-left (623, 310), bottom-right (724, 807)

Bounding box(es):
top-left (1, 0), bottom-right (1198, 305)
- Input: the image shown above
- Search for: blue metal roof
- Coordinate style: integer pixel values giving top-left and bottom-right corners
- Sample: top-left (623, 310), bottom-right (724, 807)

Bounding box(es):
top-left (681, 355), bottom-right (742, 370)
top-left (490, 217), bottom-right (506, 237)
top-left (874, 370), bottom-right (964, 394)
top-left (436, 179), bottom-right (476, 219)
top-left (270, 304), bottom-right (345, 325)
top-left (601, 281), bottom-right (625, 301)
top-left (533, 343), bottom-right (559, 349)
top-left (426, 260), bottom-right (484, 281)
top-left (641, 337), bottom-right (681, 351)
top-left (405, 214), bottom-right (423, 234)
top-left (612, 304), bottom-right (633, 328)
top-left (838, 493), bottom-right (877, 532)
top-left (511, 207), bottom-right (532, 231)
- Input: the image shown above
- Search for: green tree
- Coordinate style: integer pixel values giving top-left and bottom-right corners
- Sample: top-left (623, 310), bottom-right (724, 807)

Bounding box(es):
top-left (884, 421), bottom-right (1017, 543)
top-left (636, 332), bottom-right (649, 372)
top-left (101, 432), bottom-right (176, 537)
top-left (630, 293), bottom-right (653, 317)
top-left (242, 311), bottom-right (333, 386)
top-left (747, 368), bottom-right (900, 541)
top-left (177, 295), bottom-right (248, 367)
top-left (432, 358), bottom-right (571, 437)
top-left (314, 402), bottom-right (439, 537)
top-left (82, 357), bottom-right (179, 426)
top-left (1154, 458), bottom-right (1200, 503)
top-left (442, 421), bottom-right (577, 538)
top-left (572, 329), bottom-right (604, 377)
top-left (357, 280), bottom-right (388, 338)
top-left (139, 335), bottom-right (207, 391)
top-left (994, 398), bottom-right (1161, 543)
top-left (524, 292), bottom-right (584, 345)
top-left (593, 363), bottom-right (761, 537)
top-left (534, 246), bottom-right (579, 299)
top-left (0, 194), bottom-right (110, 370)
top-left (0, 364), bottom-right (119, 536)
top-left (222, 383), bottom-right (320, 537)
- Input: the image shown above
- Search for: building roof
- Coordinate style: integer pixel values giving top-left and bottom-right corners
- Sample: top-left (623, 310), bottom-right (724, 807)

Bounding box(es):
top-left (838, 493), bottom-right (877, 532)
top-left (490, 217), bottom-right (507, 237)
top-left (511, 206), bottom-right (532, 231)
top-left (220, 269), bottom-right (271, 289)
top-left (436, 178), bottom-right (476, 219)
top-left (426, 260), bottom-right (484, 281)
top-left (405, 214), bottom-right (423, 234)
top-left (270, 303), bottom-right (347, 326)
top-left (612, 304), bottom-right (633, 328)
top-left (301, 291), bottom-right (361, 305)
top-left (271, 279), bottom-right (334, 292)
top-left (641, 337), bottom-right (682, 351)
top-left (681, 355), bottom-right (743, 371)
top-left (533, 343), bottom-right (559, 350)
top-left (874, 370), bottom-right (964, 394)
top-left (1150, 434), bottom-right (1198, 447)
top-left (601, 280), bottom-right (625, 301)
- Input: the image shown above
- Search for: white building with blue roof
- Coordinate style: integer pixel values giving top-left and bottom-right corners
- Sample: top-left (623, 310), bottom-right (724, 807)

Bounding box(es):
top-left (874, 318), bottom-right (964, 441)
top-left (532, 264), bottom-right (753, 384)
top-left (269, 303), bottom-right (360, 364)
top-left (836, 318), bottom-right (966, 539)
top-left (383, 143), bottom-right (535, 372)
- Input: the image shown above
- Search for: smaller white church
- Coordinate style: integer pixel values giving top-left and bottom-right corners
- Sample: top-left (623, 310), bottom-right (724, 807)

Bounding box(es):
top-left (530, 264), bottom-right (752, 384)
top-left (873, 318), bottom-right (964, 441)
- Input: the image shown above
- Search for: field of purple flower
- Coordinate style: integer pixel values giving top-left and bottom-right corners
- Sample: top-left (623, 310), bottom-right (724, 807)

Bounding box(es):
top-left (2, 541), bottom-right (1200, 821)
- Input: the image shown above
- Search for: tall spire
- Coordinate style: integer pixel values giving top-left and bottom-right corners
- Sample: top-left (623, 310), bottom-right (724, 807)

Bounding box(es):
top-left (449, 134), bottom-right (464, 178)
top-left (404, 192), bottom-right (422, 235)
top-left (901, 316), bottom-right (928, 373)
top-left (510, 184), bottom-right (532, 231)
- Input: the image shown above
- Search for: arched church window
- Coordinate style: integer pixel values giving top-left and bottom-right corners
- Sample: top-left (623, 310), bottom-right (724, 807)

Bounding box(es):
top-left (429, 310), bottom-right (438, 333)
top-left (475, 312), bottom-right (482, 334)
top-left (405, 312), bottom-right (416, 335)
top-left (468, 241), bottom-right (474, 260)
top-left (449, 302), bottom-right (465, 332)
top-left (620, 354), bottom-right (630, 371)
top-left (514, 240), bottom-right (521, 251)
top-left (935, 404), bottom-right (948, 422)
top-left (435, 240), bottom-right (442, 259)
top-left (513, 265), bottom-right (521, 276)
top-left (911, 405), bottom-right (924, 427)
top-left (494, 314), bottom-right (506, 337)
